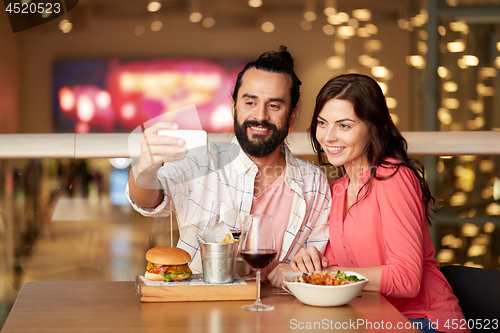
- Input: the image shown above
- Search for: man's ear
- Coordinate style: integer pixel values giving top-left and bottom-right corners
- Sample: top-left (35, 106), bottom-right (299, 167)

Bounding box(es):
top-left (289, 107), bottom-right (299, 126)
top-left (231, 100), bottom-right (236, 118)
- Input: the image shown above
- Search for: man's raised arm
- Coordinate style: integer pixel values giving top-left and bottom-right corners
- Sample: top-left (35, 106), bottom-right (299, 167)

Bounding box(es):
top-left (128, 121), bottom-right (187, 209)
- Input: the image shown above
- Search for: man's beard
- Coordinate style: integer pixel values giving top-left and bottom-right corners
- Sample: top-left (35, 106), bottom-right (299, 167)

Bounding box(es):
top-left (233, 107), bottom-right (290, 158)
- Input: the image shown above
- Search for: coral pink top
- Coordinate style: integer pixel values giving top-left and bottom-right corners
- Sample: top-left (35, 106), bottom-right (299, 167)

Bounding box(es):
top-left (324, 160), bottom-right (468, 333)
top-left (251, 167), bottom-right (295, 259)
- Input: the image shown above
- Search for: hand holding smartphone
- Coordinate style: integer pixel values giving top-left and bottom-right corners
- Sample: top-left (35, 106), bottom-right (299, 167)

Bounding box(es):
top-left (158, 129), bottom-right (208, 156)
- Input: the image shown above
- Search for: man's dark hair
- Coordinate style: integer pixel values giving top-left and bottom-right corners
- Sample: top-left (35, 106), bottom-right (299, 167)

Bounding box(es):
top-left (232, 45), bottom-right (302, 110)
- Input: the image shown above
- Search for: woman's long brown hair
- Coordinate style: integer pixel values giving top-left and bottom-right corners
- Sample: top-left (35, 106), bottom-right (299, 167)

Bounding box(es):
top-left (308, 74), bottom-right (435, 225)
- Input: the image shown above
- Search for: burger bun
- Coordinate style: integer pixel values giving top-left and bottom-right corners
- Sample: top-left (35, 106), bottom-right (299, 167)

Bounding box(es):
top-left (145, 271), bottom-right (167, 281)
top-left (145, 246), bottom-right (191, 265)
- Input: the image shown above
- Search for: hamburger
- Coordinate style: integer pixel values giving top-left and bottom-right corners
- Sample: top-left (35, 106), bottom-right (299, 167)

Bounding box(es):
top-left (145, 246), bottom-right (193, 282)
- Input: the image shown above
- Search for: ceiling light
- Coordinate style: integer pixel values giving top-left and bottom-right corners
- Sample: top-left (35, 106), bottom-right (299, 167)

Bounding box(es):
top-left (248, 0), bottom-right (263, 8)
top-left (447, 40), bottom-right (465, 53)
top-left (327, 15), bottom-right (342, 25)
top-left (438, 66), bottom-right (450, 78)
top-left (443, 81), bottom-right (458, 92)
top-left (357, 27), bottom-right (370, 38)
top-left (484, 222), bottom-right (495, 233)
top-left (450, 192), bottom-right (467, 206)
top-left (147, 1), bottom-right (161, 12)
top-left (202, 17), bottom-right (215, 28)
top-left (371, 66), bottom-right (388, 78)
top-left (474, 117), bottom-right (485, 128)
top-left (323, 0), bottom-right (336, 16)
top-left (151, 21), bottom-right (163, 32)
top-left (337, 26), bottom-right (355, 39)
top-left (438, 26), bottom-right (446, 36)
top-left (334, 40), bottom-right (345, 54)
top-left (347, 18), bottom-right (359, 29)
top-left (365, 23), bottom-right (378, 35)
top-left (304, 11), bottom-right (317, 22)
top-left (261, 21), bottom-right (275, 33)
top-left (458, 58), bottom-right (468, 69)
top-left (390, 113), bottom-right (399, 125)
top-left (438, 108), bottom-right (452, 125)
top-left (397, 19), bottom-right (409, 30)
top-left (324, 7), bottom-right (336, 16)
top-left (336, 12), bottom-right (349, 23)
top-left (189, 12), bottom-right (203, 23)
top-left (480, 67), bottom-right (497, 78)
top-left (462, 55), bottom-right (479, 66)
top-left (322, 24), bottom-right (334, 35)
top-left (41, 8), bottom-right (51, 18)
top-left (326, 56), bottom-right (344, 70)
top-left (449, 21), bottom-right (468, 33)
top-left (468, 100), bottom-right (483, 114)
top-left (352, 9), bottom-right (371, 21)
top-left (358, 55), bottom-right (379, 68)
top-left (418, 41), bottom-right (428, 54)
top-left (59, 19), bottom-right (69, 31)
top-left (377, 82), bottom-right (388, 95)
top-left (134, 25), bottom-right (145, 35)
top-left (477, 83), bottom-right (495, 96)
top-left (412, 14), bottom-right (427, 27)
top-left (386, 97), bottom-right (397, 109)
top-left (300, 20), bottom-right (312, 31)
top-left (443, 98), bottom-right (460, 109)
top-left (365, 40), bottom-right (382, 52)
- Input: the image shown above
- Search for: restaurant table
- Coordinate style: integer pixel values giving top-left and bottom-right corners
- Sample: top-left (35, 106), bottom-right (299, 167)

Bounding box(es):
top-left (1, 281), bottom-right (420, 332)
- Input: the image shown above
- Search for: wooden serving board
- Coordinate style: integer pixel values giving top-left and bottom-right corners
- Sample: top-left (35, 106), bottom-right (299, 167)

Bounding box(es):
top-left (135, 275), bottom-right (256, 302)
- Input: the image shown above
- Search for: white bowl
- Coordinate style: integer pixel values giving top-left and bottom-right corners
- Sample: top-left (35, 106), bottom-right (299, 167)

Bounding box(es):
top-left (283, 271), bottom-right (369, 307)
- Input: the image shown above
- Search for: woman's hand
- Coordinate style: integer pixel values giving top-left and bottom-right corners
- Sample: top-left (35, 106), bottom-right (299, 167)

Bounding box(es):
top-left (290, 247), bottom-right (329, 273)
top-left (266, 263), bottom-right (295, 288)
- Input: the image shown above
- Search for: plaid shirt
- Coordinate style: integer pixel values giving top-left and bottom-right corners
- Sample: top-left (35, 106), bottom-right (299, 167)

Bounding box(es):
top-left (126, 138), bottom-right (331, 273)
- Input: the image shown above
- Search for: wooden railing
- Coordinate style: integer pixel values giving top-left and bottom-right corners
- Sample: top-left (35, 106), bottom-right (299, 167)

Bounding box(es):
top-left (1, 131), bottom-right (500, 158)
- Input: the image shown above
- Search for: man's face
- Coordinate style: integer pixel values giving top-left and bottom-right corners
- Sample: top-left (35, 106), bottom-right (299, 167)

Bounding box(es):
top-left (233, 68), bottom-right (297, 158)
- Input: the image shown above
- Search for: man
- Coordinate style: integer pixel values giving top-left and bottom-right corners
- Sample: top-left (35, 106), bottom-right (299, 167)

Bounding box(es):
top-left (126, 46), bottom-right (330, 286)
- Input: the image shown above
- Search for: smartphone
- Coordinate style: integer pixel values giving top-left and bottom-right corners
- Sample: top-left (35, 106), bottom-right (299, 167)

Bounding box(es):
top-left (158, 129), bottom-right (208, 156)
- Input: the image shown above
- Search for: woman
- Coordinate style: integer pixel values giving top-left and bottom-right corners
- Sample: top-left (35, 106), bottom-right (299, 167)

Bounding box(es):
top-left (291, 74), bottom-right (468, 333)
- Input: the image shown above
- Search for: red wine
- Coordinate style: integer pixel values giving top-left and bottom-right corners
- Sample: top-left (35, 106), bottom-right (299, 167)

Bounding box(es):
top-left (231, 230), bottom-right (242, 239)
top-left (241, 250), bottom-right (277, 269)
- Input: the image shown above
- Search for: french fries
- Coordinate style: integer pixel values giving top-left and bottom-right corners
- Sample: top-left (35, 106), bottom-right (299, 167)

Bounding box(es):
top-left (220, 234), bottom-right (238, 243)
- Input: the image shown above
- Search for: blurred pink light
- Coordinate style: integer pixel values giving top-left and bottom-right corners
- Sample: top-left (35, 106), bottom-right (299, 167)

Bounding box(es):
top-left (121, 103), bottom-right (136, 120)
top-left (95, 91), bottom-right (111, 108)
top-left (77, 95), bottom-right (95, 122)
top-left (59, 87), bottom-right (75, 112)
top-left (75, 122), bottom-right (90, 133)
top-left (210, 104), bottom-right (233, 131)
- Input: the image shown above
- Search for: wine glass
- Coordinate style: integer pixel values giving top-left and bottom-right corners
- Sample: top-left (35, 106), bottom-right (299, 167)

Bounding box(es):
top-left (240, 214), bottom-right (276, 311)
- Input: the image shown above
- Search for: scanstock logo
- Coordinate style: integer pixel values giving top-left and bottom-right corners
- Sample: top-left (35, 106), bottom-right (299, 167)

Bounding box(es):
top-left (3, 0), bottom-right (79, 33)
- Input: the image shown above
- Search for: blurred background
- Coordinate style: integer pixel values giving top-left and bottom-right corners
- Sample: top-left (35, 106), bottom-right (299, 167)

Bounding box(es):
top-left (1, 0), bottom-right (500, 328)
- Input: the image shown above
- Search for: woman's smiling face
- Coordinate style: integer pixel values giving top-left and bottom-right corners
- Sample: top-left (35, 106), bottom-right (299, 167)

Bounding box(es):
top-left (316, 98), bottom-right (370, 170)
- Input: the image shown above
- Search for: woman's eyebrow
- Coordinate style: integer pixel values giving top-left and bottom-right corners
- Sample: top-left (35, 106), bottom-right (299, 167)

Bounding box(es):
top-left (334, 118), bottom-right (355, 123)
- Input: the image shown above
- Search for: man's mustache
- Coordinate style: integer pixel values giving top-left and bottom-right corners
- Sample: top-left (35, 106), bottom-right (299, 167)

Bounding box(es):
top-left (242, 120), bottom-right (278, 132)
